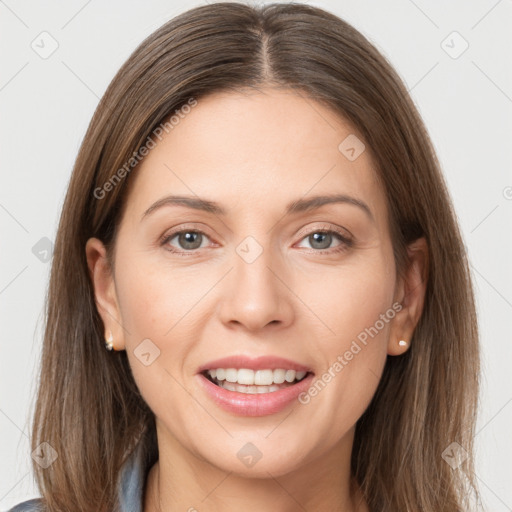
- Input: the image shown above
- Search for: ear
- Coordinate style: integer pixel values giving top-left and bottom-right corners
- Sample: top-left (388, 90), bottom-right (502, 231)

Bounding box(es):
top-left (387, 236), bottom-right (429, 356)
top-left (85, 237), bottom-right (126, 351)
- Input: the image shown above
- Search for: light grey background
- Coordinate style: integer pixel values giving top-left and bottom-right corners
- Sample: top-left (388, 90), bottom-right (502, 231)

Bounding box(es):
top-left (1, 0), bottom-right (511, 510)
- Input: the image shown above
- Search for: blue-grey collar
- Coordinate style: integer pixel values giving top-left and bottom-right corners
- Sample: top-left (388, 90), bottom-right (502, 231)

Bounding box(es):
top-left (117, 439), bottom-right (154, 512)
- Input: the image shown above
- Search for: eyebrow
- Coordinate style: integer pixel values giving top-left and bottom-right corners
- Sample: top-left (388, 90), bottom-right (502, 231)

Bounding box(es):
top-left (141, 193), bottom-right (374, 222)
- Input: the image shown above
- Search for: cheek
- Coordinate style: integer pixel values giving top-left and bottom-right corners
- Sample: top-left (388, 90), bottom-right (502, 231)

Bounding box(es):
top-left (114, 261), bottom-right (202, 437)
top-left (333, 271), bottom-right (395, 344)
top-left (112, 254), bottom-right (192, 398)
top-left (294, 252), bottom-right (395, 434)
top-left (114, 249), bottom-right (202, 338)
top-left (296, 249), bottom-right (396, 346)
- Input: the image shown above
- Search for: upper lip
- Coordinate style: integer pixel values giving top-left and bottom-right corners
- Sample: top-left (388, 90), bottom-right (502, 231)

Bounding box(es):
top-left (197, 355), bottom-right (313, 374)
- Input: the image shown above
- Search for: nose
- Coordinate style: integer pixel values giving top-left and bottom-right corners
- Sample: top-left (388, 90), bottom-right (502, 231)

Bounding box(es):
top-left (218, 243), bottom-right (295, 333)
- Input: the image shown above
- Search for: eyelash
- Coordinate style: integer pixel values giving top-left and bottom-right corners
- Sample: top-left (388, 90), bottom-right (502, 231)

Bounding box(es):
top-left (159, 225), bottom-right (353, 256)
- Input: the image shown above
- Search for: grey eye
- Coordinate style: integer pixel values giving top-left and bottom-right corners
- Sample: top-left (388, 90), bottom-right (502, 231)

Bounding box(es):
top-left (172, 231), bottom-right (205, 250)
top-left (309, 232), bottom-right (332, 250)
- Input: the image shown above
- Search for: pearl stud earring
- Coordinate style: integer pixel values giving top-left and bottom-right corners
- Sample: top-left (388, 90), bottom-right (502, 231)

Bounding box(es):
top-left (105, 330), bottom-right (114, 351)
top-left (398, 340), bottom-right (408, 347)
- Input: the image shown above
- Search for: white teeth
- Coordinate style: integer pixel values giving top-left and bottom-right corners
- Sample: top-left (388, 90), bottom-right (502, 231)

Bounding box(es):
top-left (225, 368), bottom-right (238, 383)
top-left (237, 368), bottom-right (255, 385)
top-left (217, 381), bottom-right (283, 394)
top-left (273, 369), bottom-right (286, 384)
top-left (222, 381), bottom-right (237, 392)
top-left (285, 370), bottom-right (296, 383)
top-left (206, 368), bottom-right (308, 386)
top-left (255, 369), bottom-right (274, 385)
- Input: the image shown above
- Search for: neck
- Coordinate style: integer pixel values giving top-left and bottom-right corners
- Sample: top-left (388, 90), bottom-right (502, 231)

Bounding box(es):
top-left (143, 424), bottom-right (368, 512)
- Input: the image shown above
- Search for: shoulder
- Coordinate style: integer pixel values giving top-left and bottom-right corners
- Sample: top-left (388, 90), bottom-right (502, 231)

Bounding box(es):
top-left (7, 498), bottom-right (45, 511)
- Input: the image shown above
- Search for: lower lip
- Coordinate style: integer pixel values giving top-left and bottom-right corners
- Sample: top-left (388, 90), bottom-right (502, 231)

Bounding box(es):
top-left (197, 372), bottom-right (315, 417)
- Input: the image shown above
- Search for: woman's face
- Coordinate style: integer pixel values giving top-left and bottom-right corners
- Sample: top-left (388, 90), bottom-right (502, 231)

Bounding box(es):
top-left (87, 88), bottom-right (419, 478)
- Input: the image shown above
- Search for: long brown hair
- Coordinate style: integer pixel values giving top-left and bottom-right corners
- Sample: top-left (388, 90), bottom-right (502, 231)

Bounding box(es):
top-left (30, 2), bottom-right (480, 510)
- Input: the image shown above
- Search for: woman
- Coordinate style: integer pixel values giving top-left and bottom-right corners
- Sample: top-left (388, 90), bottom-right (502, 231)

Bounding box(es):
top-left (10, 2), bottom-right (481, 511)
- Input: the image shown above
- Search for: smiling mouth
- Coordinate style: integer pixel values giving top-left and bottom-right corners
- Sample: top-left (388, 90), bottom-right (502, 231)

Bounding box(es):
top-left (202, 368), bottom-right (313, 394)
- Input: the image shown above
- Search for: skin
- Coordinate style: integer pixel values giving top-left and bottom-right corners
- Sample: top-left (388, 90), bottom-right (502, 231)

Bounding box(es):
top-left (86, 87), bottom-right (427, 512)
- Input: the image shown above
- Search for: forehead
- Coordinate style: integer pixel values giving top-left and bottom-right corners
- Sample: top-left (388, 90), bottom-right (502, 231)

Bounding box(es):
top-left (122, 88), bottom-right (387, 224)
